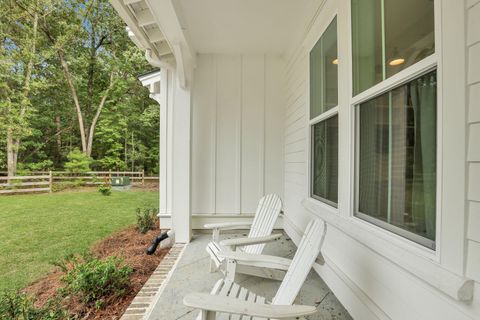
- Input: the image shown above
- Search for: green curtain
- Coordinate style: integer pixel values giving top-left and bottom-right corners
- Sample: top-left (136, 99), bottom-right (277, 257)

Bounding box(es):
top-left (409, 72), bottom-right (437, 240)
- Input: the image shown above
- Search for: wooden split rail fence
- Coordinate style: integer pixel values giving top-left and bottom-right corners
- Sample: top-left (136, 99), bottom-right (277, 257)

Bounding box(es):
top-left (0, 171), bottom-right (159, 195)
top-left (0, 173), bottom-right (52, 195)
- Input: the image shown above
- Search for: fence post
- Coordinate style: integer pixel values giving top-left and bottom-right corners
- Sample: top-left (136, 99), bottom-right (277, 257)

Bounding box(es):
top-left (49, 170), bottom-right (53, 193)
top-left (142, 170), bottom-right (145, 187)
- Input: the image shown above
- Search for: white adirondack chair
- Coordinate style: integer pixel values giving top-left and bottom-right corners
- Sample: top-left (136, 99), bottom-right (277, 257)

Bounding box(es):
top-left (205, 194), bottom-right (283, 280)
top-left (184, 219), bottom-right (327, 320)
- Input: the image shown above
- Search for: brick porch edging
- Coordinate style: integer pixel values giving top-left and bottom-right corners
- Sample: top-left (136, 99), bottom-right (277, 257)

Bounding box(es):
top-left (120, 244), bottom-right (186, 320)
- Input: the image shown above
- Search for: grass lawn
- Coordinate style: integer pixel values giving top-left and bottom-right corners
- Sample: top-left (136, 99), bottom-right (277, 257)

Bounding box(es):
top-left (0, 189), bottom-right (159, 292)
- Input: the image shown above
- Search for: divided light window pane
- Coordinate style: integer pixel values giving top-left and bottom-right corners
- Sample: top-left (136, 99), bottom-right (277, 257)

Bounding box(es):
top-left (351, 0), bottom-right (435, 95)
top-left (312, 116), bottom-right (338, 205)
top-left (310, 17), bottom-right (338, 119)
top-left (357, 71), bottom-right (437, 247)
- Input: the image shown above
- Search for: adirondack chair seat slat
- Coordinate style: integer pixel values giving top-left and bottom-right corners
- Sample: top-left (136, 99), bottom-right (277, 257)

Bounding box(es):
top-left (186, 219), bottom-right (326, 320)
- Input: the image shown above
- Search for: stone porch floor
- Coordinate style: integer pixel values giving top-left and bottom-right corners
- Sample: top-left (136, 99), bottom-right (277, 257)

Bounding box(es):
top-left (145, 232), bottom-right (352, 320)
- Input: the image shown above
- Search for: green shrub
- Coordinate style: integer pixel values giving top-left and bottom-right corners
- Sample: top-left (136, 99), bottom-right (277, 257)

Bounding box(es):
top-left (136, 207), bottom-right (158, 234)
top-left (98, 184), bottom-right (112, 196)
top-left (0, 291), bottom-right (68, 320)
top-left (51, 182), bottom-right (76, 192)
top-left (64, 149), bottom-right (92, 173)
top-left (18, 160), bottom-right (54, 172)
top-left (61, 256), bottom-right (132, 308)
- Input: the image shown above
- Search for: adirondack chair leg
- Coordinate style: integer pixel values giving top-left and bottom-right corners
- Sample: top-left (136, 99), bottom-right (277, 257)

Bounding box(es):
top-left (209, 259), bottom-right (217, 273)
top-left (225, 259), bottom-right (237, 282)
top-left (212, 229), bottom-right (220, 242)
top-left (201, 310), bottom-right (216, 320)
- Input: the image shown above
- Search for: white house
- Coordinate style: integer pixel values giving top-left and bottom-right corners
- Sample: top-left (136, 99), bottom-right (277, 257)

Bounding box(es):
top-left (110, 0), bottom-right (480, 319)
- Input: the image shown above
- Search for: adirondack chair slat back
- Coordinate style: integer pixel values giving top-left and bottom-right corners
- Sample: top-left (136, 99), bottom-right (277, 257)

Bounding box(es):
top-left (244, 194), bottom-right (282, 255)
top-left (272, 219), bottom-right (325, 305)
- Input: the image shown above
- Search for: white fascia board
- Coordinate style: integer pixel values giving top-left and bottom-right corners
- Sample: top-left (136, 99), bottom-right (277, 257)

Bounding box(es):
top-left (145, 0), bottom-right (196, 75)
top-left (109, 0), bottom-right (161, 59)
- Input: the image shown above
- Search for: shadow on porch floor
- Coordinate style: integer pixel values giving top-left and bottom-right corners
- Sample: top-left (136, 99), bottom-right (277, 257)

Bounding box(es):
top-left (146, 232), bottom-right (352, 320)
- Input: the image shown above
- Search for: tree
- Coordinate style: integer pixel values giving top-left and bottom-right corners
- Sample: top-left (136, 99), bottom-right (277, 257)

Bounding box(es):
top-left (1, 0), bottom-right (160, 175)
top-left (64, 148), bottom-right (92, 173)
top-left (0, 0), bottom-right (41, 176)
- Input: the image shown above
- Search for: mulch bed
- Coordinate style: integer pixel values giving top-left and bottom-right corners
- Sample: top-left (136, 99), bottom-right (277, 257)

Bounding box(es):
top-left (23, 223), bottom-right (168, 319)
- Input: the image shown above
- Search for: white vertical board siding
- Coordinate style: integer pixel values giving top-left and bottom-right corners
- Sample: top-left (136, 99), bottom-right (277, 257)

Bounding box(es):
top-left (466, 0), bottom-right (480, 283)
top-left (215, 55), bottom-right (242, 214)
top-left (191, 54), bottom-right (284, 215)
top-left (265, 57), bottom-right (286, 198)
top-left (192, 55), bottom-right (216, 214)
top-left (241, 56), bottom-right (265, 213)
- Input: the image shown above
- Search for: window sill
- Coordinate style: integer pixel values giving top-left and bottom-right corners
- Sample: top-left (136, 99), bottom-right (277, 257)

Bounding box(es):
top-left (301, 198), bottom-right (474, 301)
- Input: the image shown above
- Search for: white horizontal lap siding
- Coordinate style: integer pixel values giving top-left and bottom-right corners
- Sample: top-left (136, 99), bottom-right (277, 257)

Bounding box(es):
top-left (191, 54), bottom-right (284, 215)
top-left (283, 46), bottom-right (311, 230)
top-left (466, 0), bottom-right (480, 283)
top-left (281, 0), bottom-right (480, 319)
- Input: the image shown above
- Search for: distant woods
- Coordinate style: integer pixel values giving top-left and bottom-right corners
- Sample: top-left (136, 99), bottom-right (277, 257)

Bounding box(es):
top-left (0, 0), bottom-right (159, 175)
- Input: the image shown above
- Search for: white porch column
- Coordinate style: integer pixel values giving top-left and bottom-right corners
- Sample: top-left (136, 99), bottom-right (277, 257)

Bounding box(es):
top-left (141, 68), bottom-right (192, 243)
top-left (169, 68), bottom-right (192, 243)
top-left (138, 70), bottom-right (173, 221)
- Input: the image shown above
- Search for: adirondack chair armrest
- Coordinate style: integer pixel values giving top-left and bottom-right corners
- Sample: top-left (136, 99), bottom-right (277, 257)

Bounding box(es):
top-left (218, 250), bottom-right (292, 270)
top-left (184, 293), bottom-right (317, 319)
top-left (204, 222), bottom-right (253, 231)
top-left (219, 233), bottom-right (282, 247)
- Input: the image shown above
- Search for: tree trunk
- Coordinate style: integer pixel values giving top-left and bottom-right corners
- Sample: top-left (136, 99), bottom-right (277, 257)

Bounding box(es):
top-left (6, 131), bottom-right (17, 177)
top-left (55, 115), bottom-right (62, 164)
top-left (86, 72), bottom-right (115, 157)
top-left (58, 50), bottom-right (88, 154)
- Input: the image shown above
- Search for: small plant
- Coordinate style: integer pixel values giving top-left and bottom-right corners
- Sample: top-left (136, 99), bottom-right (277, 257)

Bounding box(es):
top-left (136, 207), bottom-right (158, 234)
top-left (98, 184), bottom-right (112, 196)
top-left (61, 255), bottom-right (132, 308)
top-left (0, 291), bottom-right (68, 320)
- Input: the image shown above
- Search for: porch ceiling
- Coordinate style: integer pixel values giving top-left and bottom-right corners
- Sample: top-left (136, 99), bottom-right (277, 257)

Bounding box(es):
top-left (173, 0), bottom-right (312, 54)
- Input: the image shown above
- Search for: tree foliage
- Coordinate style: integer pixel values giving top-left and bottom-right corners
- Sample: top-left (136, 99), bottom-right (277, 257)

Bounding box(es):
top-left (0, 0), bottom-right (159, 175)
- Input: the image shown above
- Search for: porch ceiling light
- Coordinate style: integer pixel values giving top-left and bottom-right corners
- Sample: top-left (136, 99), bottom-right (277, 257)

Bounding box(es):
top-left (389, 58), bottom-right (405, 66)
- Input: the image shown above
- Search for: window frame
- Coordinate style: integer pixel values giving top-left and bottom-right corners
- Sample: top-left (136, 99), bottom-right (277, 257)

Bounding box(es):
top-left (308, 13), bottom-right (340, 209)
top-left (349, 2), bottom-right (442, 252)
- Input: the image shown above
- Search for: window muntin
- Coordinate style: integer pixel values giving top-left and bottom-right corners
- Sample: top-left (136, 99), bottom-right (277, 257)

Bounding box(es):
top-left (310, 17), bottom-right (338, 119)
top-left (356, 70), bottom-right (437, 249)
top-left (310, 17), bottom-right (339, 207)
top-left (311, 116), bottom-right (339, 205)
top-left (351, 0), bottom-right (435, 95)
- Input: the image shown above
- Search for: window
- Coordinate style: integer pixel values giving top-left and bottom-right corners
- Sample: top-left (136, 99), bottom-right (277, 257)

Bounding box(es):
top-left (352, 0), bottom-right (437, 249)
top-left (351, 0), bottom-right (435, 95)
top-left (310, 18), bottom-right (338, 118)
top-left (312, 116), bottom-right (338, 205)
top-left (356, 71), bottom-right (437, 248)
top-left (310, 17), bottom-right (338, 206)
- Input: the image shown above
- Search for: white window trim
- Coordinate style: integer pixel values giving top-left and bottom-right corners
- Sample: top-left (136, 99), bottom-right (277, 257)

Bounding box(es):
top-left (352, 65), bottom-right (439, 251)
top-left (302, 0), bottom-right (471, 300)
top-left (307, 12), bottom-right (340, 209)
top-left (348, 0), bottom-right (441, 256)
